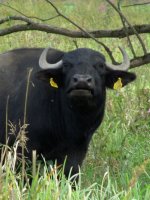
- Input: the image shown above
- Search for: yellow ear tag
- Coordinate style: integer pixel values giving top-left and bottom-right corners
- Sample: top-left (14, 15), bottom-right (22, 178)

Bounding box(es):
top-left (113, 77), bottom-right (123, 90)
top-left (50, 78), bottom-right (58, 88)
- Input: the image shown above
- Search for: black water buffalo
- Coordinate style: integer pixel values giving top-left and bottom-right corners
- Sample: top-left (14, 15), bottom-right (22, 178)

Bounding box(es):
top-left (0, 47), bottom-right (136, 178)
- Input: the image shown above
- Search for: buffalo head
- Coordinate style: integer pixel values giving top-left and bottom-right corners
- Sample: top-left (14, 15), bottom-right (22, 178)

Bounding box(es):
top-left (37, 47), bottom-right (136, 111)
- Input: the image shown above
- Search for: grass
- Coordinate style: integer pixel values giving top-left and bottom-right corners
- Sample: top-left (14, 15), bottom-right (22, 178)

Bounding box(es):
top-left (0, 0), bottom-right (150, 199)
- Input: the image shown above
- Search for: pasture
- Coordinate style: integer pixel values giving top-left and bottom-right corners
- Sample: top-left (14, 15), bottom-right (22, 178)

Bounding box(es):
top-left (0, 0), bottom-right (150, 199)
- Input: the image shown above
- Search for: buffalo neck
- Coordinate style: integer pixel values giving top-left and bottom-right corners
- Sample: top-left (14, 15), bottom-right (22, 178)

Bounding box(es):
top-left (61, 89), bottom-right (106, 139)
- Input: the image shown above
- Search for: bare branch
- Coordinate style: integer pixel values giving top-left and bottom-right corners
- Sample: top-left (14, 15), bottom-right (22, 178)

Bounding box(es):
top-left (0, 16), bottom-right (149, 38)
top-left (123, 2), bottom-right (150, 7)
top-left (87, 24), bottom-right (150, 38)
top-left (45, 0), bottom-right (116, 64)
top-left (130, 53), bottom-right (150, 68)
top-left (106, 0), bottom-right (147, 55)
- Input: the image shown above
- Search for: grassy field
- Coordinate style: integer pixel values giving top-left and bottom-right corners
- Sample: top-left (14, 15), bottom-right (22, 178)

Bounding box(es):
top-left (0, 0), bottom-right (150, 199)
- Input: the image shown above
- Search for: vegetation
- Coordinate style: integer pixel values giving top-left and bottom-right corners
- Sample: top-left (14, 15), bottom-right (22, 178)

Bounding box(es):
top-left (0, 0), bottom-right (150, 199)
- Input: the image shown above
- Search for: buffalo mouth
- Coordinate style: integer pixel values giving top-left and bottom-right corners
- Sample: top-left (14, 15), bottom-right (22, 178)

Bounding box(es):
top-left (67, 88), bottom-right (96, 110)
top-left (68, 88), bottom-right (94, 98)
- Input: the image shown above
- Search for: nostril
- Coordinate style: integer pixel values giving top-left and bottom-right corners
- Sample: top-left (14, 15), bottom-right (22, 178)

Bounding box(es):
top-left (73, 77), bottom-right (78, 83)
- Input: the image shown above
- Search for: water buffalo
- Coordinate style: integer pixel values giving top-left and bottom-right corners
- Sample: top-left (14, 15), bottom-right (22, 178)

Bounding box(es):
top-left (0, 47), bottom-right (136, 179)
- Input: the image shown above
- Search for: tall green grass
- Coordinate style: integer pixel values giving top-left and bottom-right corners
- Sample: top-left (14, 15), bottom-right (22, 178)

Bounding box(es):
top-left (0, 0), bottom-right (150, 199)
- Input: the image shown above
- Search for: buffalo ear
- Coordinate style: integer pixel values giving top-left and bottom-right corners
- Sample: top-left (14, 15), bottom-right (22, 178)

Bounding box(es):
top-left (105, 70), bottom-right (136, 89)
top-left (36, 68), bottom-right (63, 87)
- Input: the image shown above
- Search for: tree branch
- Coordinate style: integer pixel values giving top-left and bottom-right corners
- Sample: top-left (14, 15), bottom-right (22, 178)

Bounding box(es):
top-left (130, 53), bottom-right (150, 68)
top-left (0, 17), bottom-right (149, 38)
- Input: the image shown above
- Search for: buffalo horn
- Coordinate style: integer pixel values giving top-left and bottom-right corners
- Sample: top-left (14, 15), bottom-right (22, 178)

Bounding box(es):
top-left (39, 48), bottom-right (63, 69)
top-left (106, 47), bottom-right (130, 71)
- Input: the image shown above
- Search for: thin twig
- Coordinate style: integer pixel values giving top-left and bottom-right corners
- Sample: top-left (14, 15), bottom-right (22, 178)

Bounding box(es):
top-left (123, 2), bottom-right (150, 7)
top-left (106, 0), bottom-right (147, 55)
top-left (117, 0), bottom-right (136, 58)
top-left (72, 40), bottom-right (79, 49)
top-left (0, 2), bottom-right (59, 22)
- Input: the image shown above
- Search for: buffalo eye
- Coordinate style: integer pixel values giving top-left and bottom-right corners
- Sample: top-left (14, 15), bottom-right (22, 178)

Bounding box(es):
top-left (63, 62), bottom-right (73, 72)
top-left (93, 62), bottom-right (106, 75)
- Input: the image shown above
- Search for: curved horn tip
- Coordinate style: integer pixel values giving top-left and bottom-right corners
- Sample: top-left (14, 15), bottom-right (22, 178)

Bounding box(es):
top-left (118, 46), bottom-right (130, 68)
top-left (39, 48), bottom-right (49, 69)
top-left (39, 47), bottom-right (63, 70)
top-left (106, 46), bottom-right (130, 71)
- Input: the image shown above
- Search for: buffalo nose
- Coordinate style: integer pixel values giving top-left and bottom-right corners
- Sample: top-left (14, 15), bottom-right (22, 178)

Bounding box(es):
top-left (72, 74), bottom-right (93, 87)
